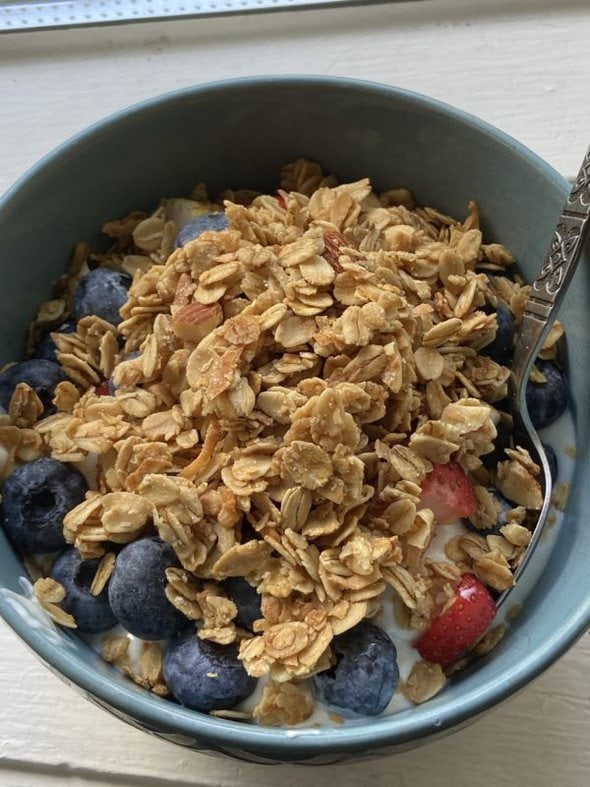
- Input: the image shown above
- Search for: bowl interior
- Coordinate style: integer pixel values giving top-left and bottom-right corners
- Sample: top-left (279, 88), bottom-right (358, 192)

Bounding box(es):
top-left (0, 77), bottom-right (589, 763)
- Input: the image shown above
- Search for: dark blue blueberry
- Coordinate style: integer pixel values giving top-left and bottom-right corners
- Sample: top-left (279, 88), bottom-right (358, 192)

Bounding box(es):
top-left (465, 487), bottom-right (513, 536)
top-left (481, 303), bottom-right (515, 365)
top-left (36, 321), bottom-right (76, 363)
top-left (73, 268), bottom-right (131, 326)
top-left (163, 633), bottom-right (256, 712)
top-left (174, 213), bottom-right (229, 248)
top-left (526, 360), bottom-right (568, 429)
top-left (543, 443), bottom-right (558, 484)
top-left (0, 359), bottom-right (66, 415)
top-left (312, 621), bottom-right (399, 717)
top-left (51, 547), bottom-right (117, 632)
top-left (108, 537), bottom-right (186, 640)
top-left (222, 577), bottom-right (261, 631)
top-left (2, 457), bottom-right (88, 553)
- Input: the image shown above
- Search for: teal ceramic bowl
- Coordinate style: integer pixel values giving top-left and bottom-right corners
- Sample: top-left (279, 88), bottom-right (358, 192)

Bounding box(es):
top-left (0, 77), bottom-right (588, 765)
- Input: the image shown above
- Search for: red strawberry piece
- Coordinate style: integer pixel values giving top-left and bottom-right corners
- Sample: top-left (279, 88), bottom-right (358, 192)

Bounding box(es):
top-left (419, 461), bottom-right (477, 524)
top-left (414, 574), bottom-right (496, 668)
top-left (95, 380), bottom-right (110, 396)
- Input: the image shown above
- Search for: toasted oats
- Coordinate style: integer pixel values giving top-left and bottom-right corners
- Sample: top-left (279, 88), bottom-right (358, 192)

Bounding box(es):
top-left (423, 318), bottom-right (463, 347)
top-left (165, 566), bottom-right (202, 620)
top-left (240, 618), bottom-right (334, 682)
top-left (473, 551), bottom-right (514, 591)
top-left (500, 523), bottom-right (531, 547)
top-left (196, 584), bottom-right (238, 645)
top-left (212, 540), bottom-right (272, 579)
top-left (282, 441), bottom-right (333, 490)
top-left (139, 642), bottom-right (164, 685)
top-left (496, 455), bottom-right (543, 509)
top-left (486, 534), bottom-right (516, 560)
top-left (414, 346), bottom-right (444, 381)
top-left (459, 532), bottom-right (489, 560)
top-left (539, 320), bottom-right (564, 359)
top-left (11, 159), bottom-right (565, 726)
top-left (253, 680), bottom-right (314, 726)
top-left (41, 602), bottom-right (77, 628)
top-left (33, 578), bottom-right (76, 627)
top-left (53, 380), bottom-right (81, 412)
top-left (133, 215), bottom-right (167, 252)
top-left (102, 634), bottom-right (130, 665)
top-left (402, 661), bottom-right (446, 703)
top-left (473, 623), bottom-right (506, 656)
top-left (90, 552), bottom-right (116, 596)
top-left (101, 492), bottom-right (153, 536)
top-left (34, 577), bottom-right (66, 604)
top-left (9, 383), bottom-right (44, 428)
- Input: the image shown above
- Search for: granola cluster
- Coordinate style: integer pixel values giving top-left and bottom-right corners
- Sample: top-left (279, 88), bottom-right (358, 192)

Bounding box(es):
top-left (3, 159), bottom-right (562, 725)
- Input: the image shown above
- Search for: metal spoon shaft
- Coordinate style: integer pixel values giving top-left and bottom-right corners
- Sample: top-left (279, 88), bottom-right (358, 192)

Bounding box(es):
top-left (512, 147), bottom-right (590, 392)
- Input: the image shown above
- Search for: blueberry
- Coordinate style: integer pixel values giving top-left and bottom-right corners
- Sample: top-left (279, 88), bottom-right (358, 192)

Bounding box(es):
top-left (465, 487), bottom-right (513, 536)
top-left (36, 321), bottom-right (76, 363)
top-left (2, 457), bottom-right (88, 553)
top-left (163, 633), bottom-right (256, 712)
top-left (481, 303), bottom-right (515, 365)
top-left (526, 360), bottom-right (568, 429)
top-left (0, 359), bottom-right (66, 415)
top-left (222, 577), bottom-right (261, 631)
top-left (312, 621), bottom-right (399, 717)
top-left (108, 537), bottom-right (186, 640)
top-left (175, 213), bottom-right (229, 248)
top-left (543, 443), bottom-right (558, 484)
top-left (73, 268), bottom-right (131, 326)
top-left (51, 547), bottom-right (117, 632)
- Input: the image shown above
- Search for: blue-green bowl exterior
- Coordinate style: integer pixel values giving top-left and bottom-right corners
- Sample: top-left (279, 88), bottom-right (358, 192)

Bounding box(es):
top-left (0, 76), bottom-right (588, 764)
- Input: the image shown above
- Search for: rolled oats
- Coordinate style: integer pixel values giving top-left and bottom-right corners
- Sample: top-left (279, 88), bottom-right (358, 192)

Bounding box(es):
top-left (33, 577), bottom-right (76, 628)
top-left (402, 660), bottom-right (447, 704)
top-left (473, 623), bottom-right (506, 656)
top-left (102, 634), bottom-right (130, 666)
top-left (90, 552), bottom-right (117, 596)
top-left (8, 158), bottom-right (563, 728)
top-left (252, 679), bottom-right (314, 726)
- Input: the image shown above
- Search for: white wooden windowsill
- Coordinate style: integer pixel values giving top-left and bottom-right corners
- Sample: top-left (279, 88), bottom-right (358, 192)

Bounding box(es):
top-left (1, 1), bottom-right (590, 784)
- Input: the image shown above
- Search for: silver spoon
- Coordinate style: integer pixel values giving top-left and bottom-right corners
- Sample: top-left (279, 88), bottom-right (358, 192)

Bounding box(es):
top-left (497, 146), bottom-right (590, 608)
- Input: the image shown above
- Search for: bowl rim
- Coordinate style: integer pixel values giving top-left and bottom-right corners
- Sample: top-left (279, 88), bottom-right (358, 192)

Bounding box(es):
top-left (0, 74), bottom-right (585, 757)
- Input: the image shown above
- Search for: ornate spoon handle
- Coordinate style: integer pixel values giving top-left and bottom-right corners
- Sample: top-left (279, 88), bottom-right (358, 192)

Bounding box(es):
top-left (512, 147), bottom-right (590, 388)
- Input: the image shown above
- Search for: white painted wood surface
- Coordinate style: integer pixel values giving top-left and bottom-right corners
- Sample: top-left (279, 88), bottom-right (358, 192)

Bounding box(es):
top-left (1, 0), bottom-right (590, 784)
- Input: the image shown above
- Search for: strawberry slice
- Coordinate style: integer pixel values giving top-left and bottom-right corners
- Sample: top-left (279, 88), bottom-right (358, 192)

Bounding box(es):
top-left (419, 461), bottom-right (477, 524)
top-left (414, 574), bottom-right (496, 668)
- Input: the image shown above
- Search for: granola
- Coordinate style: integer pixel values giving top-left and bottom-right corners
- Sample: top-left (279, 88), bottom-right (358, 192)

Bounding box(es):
top-left (0, 158), bottom-right (571, 726)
